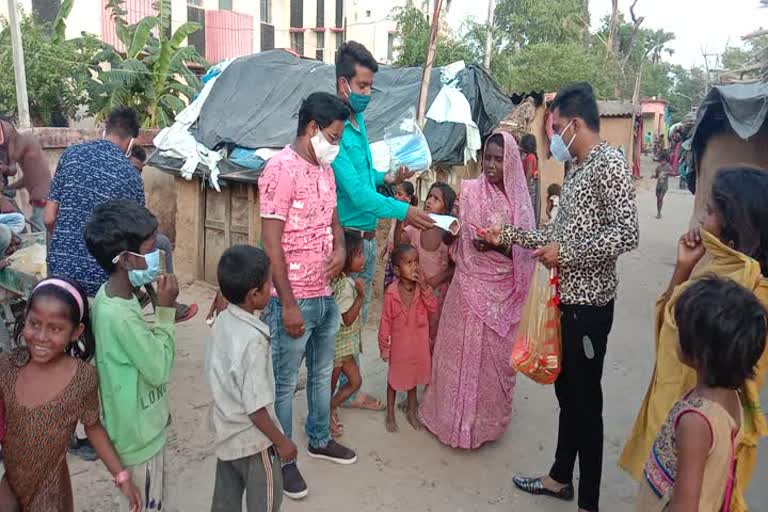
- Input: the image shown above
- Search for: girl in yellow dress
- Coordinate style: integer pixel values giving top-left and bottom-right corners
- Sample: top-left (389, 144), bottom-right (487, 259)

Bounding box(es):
top-left (620, 167), bottom-right (768, 511)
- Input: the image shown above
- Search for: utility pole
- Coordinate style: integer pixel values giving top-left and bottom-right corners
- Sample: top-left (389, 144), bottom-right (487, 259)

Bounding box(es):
top-left (6, 0), bottom-right (31, 128)
top-left (416, 0), bottom-right (443, 126)
top-left (483, 0), bottom-right (494, 71)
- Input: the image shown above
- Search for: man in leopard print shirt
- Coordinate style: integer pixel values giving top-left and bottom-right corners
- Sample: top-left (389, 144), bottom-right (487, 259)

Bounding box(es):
top-left (484, 82), bottom-right (639, 512)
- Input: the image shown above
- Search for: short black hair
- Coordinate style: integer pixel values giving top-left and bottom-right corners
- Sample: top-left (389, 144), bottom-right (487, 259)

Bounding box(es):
top-left (547, 183), bottom-right (561, 197)
top-left (335, 41), bottom-right (379, 81)
top-left (428, 182), bottom-right (456, 215)
top-left (217, 245), bottom-right (271, 304)
top-left (675, 276), bottom-right (767, 389)
top-left (297, 92), bottom-right (350, 136)
top-left (550, 82), bottom-right (600, 132)
top-left (84, 199), bottom-right (159, 273)
top-left (711, 167), bottom-right (768, 275)
top-left (105, 107), bottom-right (140, 139)
top-left (343, 231), bottom-right (364, 272)
top-left (520, 133), bottom-right (537, 154)
top-left (130, 145), bottom-right (147, 163)
top-left (391, 244), bottom-right (416, 267)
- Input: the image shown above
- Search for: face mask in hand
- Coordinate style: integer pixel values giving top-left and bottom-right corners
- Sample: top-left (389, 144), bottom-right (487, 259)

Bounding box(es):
top-left (311, 129), bottom-right (340, 165)
top-left (113, 249), bottom-right (162, 287)
top-left (550, 120), bottom-right (577, 163)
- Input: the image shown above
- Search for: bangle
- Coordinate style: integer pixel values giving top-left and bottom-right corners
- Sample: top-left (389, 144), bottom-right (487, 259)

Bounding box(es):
top-left (113, 470), bottom-right (130, 487)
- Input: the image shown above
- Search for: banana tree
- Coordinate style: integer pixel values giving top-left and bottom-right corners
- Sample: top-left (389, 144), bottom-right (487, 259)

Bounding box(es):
top-left (89, 0), bottom-right (208, 128)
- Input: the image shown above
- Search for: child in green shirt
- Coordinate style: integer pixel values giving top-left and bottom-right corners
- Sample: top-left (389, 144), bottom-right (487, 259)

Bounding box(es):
top-left (84, 199), bottom-right (179, 511)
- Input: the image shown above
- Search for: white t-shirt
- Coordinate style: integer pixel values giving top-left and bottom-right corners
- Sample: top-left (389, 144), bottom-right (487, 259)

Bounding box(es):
top-left (205, 304), bottom-right (281, 461)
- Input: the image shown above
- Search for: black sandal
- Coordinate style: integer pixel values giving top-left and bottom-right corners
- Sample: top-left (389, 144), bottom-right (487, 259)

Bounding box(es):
top-left (512, 475), bottom-right (574, 501)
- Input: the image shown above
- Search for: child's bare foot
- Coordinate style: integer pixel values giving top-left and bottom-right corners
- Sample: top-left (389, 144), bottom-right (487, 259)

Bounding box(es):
top-left (330, 410), bottom-right (344, 437)
top-left (385, 414), bottom-right (399, 433)
top-left (406, 408), bottom-right (422, 430)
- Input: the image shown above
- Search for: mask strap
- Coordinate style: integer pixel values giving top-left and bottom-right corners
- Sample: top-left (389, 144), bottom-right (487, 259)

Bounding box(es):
top-left (125, 138), bottom-right (135, 158)
top-left (562, 120), bottom-right (577, 150)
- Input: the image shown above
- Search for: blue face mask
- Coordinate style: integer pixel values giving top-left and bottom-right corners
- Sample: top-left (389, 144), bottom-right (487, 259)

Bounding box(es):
top-left (344, 80), bottom-right (371, 113)
top-left (121, 249), bottom-right (162, 287)
top-left (550, 120), bottom-right (576, 163)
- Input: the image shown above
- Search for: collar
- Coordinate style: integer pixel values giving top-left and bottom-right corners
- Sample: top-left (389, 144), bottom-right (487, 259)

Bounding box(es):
top-left (573, 141), bottom-right (609, 168)
top-left (227, 304), bottom-right (271, 338)
top-left (386, 279), bottom-right (425, 305)
top-left (344, 112), bottom-right (364, 134)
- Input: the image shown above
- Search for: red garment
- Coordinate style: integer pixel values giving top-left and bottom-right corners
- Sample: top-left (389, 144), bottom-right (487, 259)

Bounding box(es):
top-left (524, 153), bottom-right (538, 179)
top-left (378, 281), bottom-right (437, 391)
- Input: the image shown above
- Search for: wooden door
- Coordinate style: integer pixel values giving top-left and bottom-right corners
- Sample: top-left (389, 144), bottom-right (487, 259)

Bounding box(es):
top-left (202, 183), bottom-right (260, 284)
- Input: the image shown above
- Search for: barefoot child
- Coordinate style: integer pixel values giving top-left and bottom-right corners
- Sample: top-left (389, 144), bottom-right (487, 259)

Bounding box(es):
top-left (655, 151), bottom-right (673, 220)
top-left (382, 182), bottom-right (418, 292)
top-left (330, 232), bottom-right (366, 437)
top-left (379, 244), bottom-right (437, 432)
top-left (636, 276), bottom-right (766, 511)
top-left (395, 182), bottom-right (456, 344)
top-left (85, 199), bottom-right (178, 511)
top-left (0, 277), bottom-right (142, 511)
top-left (206, 245), bottom-right (297, 511)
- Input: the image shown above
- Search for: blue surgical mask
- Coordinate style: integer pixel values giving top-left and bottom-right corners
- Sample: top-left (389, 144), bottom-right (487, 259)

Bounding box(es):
top-left (344, 80), bottom-right (371, 113)
top-left (112, 249), bottom-right (162, 287)
top-left (550, 120), bottom-right (576, 163)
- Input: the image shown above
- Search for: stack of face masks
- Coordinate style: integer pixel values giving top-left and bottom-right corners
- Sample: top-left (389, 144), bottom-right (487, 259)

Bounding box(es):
top-left (384, 109), bottom-right (432, 173)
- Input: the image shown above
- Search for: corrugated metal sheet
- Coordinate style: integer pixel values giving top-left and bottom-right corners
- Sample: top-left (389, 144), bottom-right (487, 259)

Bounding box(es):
top-left (598, 100), bottom-right (638, 118)
top-left (205, 10), bottom-right (254, 64)
top-left (101, 0), bottom-right (156, 52)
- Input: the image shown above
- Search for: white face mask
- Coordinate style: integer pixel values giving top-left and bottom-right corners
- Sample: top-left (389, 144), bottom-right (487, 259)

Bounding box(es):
top-left (310, 129), bottom-right (340, 165)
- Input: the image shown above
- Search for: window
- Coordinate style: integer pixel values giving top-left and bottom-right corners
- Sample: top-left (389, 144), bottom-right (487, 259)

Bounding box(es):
top-left (365, 9), bottom-right (371, 17)
top-left (187, 6), bottom-right (206, 55)
top-left (335, 0), bottom-right (343, 28)
top-left (260, 0), bottom-right (272, 24)
top-left (219, 0), bottom-right (232, 10)
top-left (290, 0), bottom-right (303, 28)
top-left (291, 32), bottom-right (305, 55)
top-left (261, 23), bottom-right (275, 50)
top-left (187, 0), bottom-right (203, 6)
top-left (316, 31), bottom-right (325, 61)
top-left (387, 33), bottom-right (395, 61)
top-left (316, 0), bottom-right (324, 27)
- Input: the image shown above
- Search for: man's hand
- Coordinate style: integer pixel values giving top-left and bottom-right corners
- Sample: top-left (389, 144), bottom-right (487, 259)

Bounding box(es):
top-left (384, 166), bottom-right (415, 186)
top-left (282, 303), bottom-right (305, 339)
top-left (533, 242), bottom-right (560, 269)
top-left (325, 247), bottom-right (345, 280)
top-left (476, 226), bottom-right (502, 247)
top-left (156, 274), bottom-right (180, 308)
top-left (406, 206), bottom-right (435, 230)
top-left (275, 438), bottom-right (298, 462)
top-left (354, 278), bottom-right (365, 298)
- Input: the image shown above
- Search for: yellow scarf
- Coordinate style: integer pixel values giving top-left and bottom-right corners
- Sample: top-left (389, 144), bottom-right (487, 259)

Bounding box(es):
top-left (619, 230), bottom-right (768, 512)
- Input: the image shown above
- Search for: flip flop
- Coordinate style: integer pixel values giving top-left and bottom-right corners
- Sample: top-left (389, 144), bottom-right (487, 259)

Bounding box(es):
top-left (175, 303), bottom-right (198, 323)
top-left (342, 393), bottom-right (386, 411)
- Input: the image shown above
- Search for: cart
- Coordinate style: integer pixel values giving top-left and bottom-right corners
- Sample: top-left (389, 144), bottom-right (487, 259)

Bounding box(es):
top-left (0, 233), bottom-right (46, 352)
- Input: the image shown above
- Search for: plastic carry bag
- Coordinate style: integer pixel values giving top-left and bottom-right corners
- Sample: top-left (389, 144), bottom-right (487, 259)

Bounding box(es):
top-left (510, 264), bottom-right (562, 385)
top-left (383, 108), bottom-right (432, 174)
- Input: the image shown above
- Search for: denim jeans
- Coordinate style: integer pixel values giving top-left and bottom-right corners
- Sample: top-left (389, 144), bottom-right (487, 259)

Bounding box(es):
top-left (339, 238), bottom-right (377, 403)
top-left (0, 212), bottom-right (25, 252)
top-left (29, 205), bottom-right (45, 233)
top-left (265, 296), bottom-right (339, 449)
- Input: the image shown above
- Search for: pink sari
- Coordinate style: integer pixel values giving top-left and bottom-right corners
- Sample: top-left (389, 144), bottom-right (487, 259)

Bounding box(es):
top-left (419, 131), bottom-right (535, 449)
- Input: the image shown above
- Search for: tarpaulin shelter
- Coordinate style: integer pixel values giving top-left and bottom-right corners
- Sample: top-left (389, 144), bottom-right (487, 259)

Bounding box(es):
top-left (150, 50), bottom-right (514, 184)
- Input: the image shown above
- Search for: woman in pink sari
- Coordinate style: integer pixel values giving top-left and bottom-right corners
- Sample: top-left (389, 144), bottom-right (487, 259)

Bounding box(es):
top-left (419, 131), bottom-right (535, 449)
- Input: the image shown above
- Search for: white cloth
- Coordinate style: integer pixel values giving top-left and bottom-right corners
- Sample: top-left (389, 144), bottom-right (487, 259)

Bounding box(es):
top-left (205, 305), bottom-right (281, 461)
top-left (153, 60), bottom-right (233, 191)
top-left (428, 213), bottom-right (460, 235)
top-left (426, 85), bottom-right (482, 164)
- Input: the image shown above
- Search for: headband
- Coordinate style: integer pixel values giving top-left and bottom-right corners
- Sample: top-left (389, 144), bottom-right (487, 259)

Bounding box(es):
top-left (33, 279), bottom-right (84, 321)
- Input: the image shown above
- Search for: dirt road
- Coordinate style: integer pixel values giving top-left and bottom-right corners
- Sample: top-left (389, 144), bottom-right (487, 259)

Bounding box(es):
top-left (69, 180), bottom-right (767, 511)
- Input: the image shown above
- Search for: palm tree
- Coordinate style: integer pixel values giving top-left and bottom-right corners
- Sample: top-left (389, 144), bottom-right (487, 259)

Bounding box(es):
top-left (89, 0), bottom-right (208, 128)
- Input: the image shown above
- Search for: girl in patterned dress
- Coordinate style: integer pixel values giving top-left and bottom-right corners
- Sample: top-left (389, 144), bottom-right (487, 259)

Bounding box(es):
top-left (330, 232), bottom-right (366, 437)
top-left (636, 277), bottom-right (766, 511)
top-left (0, 277), bottom-right (142, 512)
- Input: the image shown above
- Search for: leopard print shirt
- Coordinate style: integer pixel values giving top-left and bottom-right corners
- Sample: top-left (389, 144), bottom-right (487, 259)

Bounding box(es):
top-left (499, 142), bottom-right (639, 306)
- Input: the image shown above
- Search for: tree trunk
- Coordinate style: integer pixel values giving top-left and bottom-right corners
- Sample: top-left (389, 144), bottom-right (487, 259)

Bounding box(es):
top-left (606, 0), bottom-right (619, 55)
top-left (483, 0), bottom-right (494, 71)
top-left (416, 0), bottom-right (444, 127)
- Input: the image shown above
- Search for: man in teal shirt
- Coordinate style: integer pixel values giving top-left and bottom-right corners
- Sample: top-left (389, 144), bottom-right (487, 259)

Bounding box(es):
top-left (332, 42), bottom-right (433, 410)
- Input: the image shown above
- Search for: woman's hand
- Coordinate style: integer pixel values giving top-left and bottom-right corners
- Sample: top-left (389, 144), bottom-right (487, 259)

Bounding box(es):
top-left (283, 303), bottom-right (305, 339)
top-left (677, 228), bottom-right (705, 271)
top-left (119, 479), bottom-right (143, 512)
top-left (476, 226), bottom-right (502, 246)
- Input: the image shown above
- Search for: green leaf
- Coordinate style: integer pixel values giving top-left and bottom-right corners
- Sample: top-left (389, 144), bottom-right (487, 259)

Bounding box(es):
top-left (53, 0), bottom-right (74, 44)
top-left (127, 17), bottom-right (160, 59)
top-left (169, 22), bottom-right (201, 49)
top-left (159, 93), bottom-right (186, 113)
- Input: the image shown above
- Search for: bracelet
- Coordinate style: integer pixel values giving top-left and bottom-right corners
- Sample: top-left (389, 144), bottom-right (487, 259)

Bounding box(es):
top-left (113, 470), bottom-right (130, 487)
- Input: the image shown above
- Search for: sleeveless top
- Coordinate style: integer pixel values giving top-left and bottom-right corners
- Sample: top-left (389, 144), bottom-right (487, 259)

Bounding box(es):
top-left (636, 392), bottom-right (742, 512)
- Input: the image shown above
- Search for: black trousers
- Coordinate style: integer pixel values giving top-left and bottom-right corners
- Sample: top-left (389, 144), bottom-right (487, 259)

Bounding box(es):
top-left (549, 301), bottom-right (615, 512)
